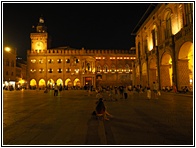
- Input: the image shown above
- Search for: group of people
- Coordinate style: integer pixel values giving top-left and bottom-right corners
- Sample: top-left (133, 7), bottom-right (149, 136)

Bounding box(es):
top-left (47, 83), bottom-right (63, 96)
top-left (95, 85), bottom-right (130, 101)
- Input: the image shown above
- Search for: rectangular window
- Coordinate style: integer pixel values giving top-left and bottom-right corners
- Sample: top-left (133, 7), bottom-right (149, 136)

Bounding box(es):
top-left (58, 68), bottom-right (62, 73)
top-left (48, 69), bottom-right (53, 73)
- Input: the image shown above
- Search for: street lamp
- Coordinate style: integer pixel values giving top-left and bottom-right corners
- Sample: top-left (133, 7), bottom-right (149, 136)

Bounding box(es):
top-left (5, 47), bottom-right (11, 52)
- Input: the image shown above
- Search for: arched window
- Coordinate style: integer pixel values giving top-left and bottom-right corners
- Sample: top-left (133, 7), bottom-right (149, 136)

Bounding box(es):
top-left (111, 64), bottom-right (116, 73)
top-left (165, 13), bottom-right (172, 39)
top-left (125, 64), bottom-right (130, 73)
top-left (185, 3), bottom-right (193, 26)
top-left (86, 63), bottom-right (91, 71)
top-left (152, 25), bottom-right (158, 47)
top-left (118, 65), bottom-right (123, 73)
top-left (103, 65), bottom-right (108, 73)
top-left (97, 65), bottom-right (101, 73)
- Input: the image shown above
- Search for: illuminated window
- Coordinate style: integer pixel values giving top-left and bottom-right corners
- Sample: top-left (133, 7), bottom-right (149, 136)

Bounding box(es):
top-left (48, 59), bottom-right (53, 63)
top-left (57, 59), bottom-right (62, 63)
top-left (76, 59), bottom-right (79, 63)
top-left (31, 59), bottom-right (36, 63)
top-left (103, 57), bottom-right (105, 60)
top-left (118, 65), bottom-right (122, 73)
top-left (103, 65), bottom-right (108, 73)
top-left (30, 69), bottom-right (36, 72)
top-left (58, 68), bottom-right (62, 73)
top-left (48, 68), bottom-right (53, 73)
top-left (165, 13), bottom-right (172, 39)
top-left (111, 65), bottom-right (116, 73)
top-left (97, 65), bottom-right (101, 73)
top-left (110, 57), bottom-right (115, 60)
top-left (39, 68), bottom-right (44, 73)
top-left (66, 59), bottom-right (70, 63)
top-left (39, 59), bottom-right (43, 64)
top-left (66, 68), bottom-right (71, 73)
top-left (75, 69), bottom-right (79, 73)
top-left (125, 64), bottom-right (130, 73)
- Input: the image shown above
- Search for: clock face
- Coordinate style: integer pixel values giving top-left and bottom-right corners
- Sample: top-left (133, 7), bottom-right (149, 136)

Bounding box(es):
top-left (35, 41), bottom-right (44, 48)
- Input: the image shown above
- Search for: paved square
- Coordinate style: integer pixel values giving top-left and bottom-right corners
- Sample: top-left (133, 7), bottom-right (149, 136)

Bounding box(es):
top-left (3, 90), bottom-right (193, 146)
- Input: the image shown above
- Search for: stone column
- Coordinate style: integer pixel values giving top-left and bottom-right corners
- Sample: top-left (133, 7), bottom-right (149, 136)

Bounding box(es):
top-left (149, 68), bottom-right (156, 88)
top-left (177, 59), bottom-right (190, 90)
top-left (160, 65), bottom-right (171, 88)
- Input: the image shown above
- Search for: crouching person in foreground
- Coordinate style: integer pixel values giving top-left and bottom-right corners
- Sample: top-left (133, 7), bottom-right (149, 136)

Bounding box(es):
top-left (96, 98), bottom-right (113, 120)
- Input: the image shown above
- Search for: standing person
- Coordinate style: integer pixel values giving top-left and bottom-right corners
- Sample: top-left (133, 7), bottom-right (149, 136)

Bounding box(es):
top-left (119, 86), bottom-right (124, 99)
top-left (152, 81), bottom-right (158, 99)
top-left (59, 84), bottom-right (63, 96)
top-left (54, 83), bottom-right (58, 96)
top-left (123, 86), bottom-right (128, 99)
top-left (114, 87), bottom-right (119, 101)
top-left (146, 85), bottom-right (151, 99)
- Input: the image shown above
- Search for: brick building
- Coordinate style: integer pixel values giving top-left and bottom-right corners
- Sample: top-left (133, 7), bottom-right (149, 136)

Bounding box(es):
top-left (27, 17), bottom-right (136, 89)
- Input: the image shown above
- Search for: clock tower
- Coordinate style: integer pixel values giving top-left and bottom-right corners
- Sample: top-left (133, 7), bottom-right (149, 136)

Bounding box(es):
top-left (30, 16), bottom-right (48, 52)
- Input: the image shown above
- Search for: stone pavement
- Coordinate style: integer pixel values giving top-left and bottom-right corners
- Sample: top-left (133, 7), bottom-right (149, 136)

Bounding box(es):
top-left (2, 89), bottom-right (193, 146)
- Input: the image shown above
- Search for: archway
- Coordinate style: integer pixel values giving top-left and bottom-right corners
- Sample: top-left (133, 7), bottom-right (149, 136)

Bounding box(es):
top-left (47, 79), bottom-right (54, 89)
top-left (30, 79), bottom-right (37, 89)
top-left (38, 79), bottom-right (46, 89)
top-left (178, 41), bottom-right (193, 91)
top-left (149, 58), bottom-right (157, 88)
top-left (142, 62), bottom-right (147, 87)
top-left (74, 78), bottom-right (81, 88)
top-left (65, 78), bottom-right (72, 88)
top-left (160, 53), bottom-right (173, 88)
top-left (56, 78), bottom-right (63, 86)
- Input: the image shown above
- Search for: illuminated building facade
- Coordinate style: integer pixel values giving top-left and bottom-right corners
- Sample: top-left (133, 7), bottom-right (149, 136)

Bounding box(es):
top-left (3, 47), bottom-right (17, 89)
top-left (134, 3), bottom-right (193, 91)
top-left (16, 58), bottom-right (27, 89)
top-left (27, 17), bottom-right (136, 89)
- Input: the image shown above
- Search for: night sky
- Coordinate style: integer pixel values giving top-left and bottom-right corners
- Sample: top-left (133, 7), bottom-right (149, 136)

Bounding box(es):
top-left (3, 2), bottom-right (158, 60)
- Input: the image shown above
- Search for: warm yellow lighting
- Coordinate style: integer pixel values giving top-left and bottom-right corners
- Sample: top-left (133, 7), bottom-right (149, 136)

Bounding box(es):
top-left (19, 80), bottom-right (24, 84)
top-left (5, 47), bottom-right (11, 52)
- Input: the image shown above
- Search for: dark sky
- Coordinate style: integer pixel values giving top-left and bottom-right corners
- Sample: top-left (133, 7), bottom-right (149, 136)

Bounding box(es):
top-left (3, 2), bottom-right (157, 60)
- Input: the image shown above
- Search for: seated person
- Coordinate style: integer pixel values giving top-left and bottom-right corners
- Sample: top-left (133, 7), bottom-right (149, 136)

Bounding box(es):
top-left (95, 98), bottom-right (112, 120)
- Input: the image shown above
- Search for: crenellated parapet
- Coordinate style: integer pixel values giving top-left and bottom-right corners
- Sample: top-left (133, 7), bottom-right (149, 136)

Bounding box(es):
top-left (27, 47), bottom-right (136, 56)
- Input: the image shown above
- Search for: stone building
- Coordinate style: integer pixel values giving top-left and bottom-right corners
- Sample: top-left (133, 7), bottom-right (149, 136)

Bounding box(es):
top-left (15, 58), bottom-right (27, 89)
top-left (27, 17), bottom-right (136, 89)
top-left (133, 3), bottom-right (193, 91)
top-left (3, 47), bottom-right (17, 89)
